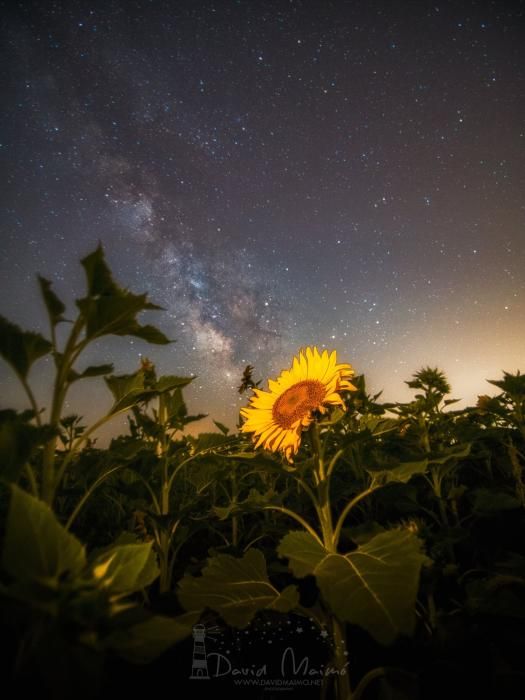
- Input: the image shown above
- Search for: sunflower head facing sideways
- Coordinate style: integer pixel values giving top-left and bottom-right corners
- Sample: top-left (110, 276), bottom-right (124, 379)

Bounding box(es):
top-left (240, 346), bottom-right (357, 462)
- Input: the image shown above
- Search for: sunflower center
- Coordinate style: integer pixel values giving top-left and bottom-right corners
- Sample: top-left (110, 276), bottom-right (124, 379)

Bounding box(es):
top-left (272, 380), bottom-right (326, 429)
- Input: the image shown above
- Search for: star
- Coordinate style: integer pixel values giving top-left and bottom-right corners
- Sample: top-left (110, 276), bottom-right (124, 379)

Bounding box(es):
top-left (0, 0), bottom-right (523, 431)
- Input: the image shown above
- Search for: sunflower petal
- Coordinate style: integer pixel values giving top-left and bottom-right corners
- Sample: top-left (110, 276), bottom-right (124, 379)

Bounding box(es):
top-left (239, 345), bottom-right (356, 459)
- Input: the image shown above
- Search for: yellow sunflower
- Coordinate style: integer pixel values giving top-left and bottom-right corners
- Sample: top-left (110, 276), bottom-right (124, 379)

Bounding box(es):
top-left (240, 346), bottom-right (357, 461)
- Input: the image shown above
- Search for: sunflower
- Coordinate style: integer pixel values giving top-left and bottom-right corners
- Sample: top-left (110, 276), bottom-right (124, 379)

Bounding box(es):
top-left (240, 346), bottom-right (357, 461)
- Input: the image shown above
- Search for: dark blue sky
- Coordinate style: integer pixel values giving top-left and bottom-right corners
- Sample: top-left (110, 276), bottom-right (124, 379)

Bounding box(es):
top-left (2, 0), bottom-right (524, 436)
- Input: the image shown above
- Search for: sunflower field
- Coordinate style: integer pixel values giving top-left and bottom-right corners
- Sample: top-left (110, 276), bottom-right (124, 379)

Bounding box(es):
top-left (1, 246), bottom-right (524, 700)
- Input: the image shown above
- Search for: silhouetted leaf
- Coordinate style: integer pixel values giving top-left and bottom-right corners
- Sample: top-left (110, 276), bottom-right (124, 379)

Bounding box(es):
top-left (76, 294), bottom-right (170, 343)
top-left (129, 323), bottom-right (171, 344)
top-left (76, 245), bottom-right (170, 344)
top-left (80, 244), bottom-right (142, 298)
top-left (38, 275), bottom-right (66, 326)
top-left (487, 370), bottom-right (525, 398)
top-left (406, 367), bottom-right (451, 396)
top-left (104, 371), bottom-right (155, 414)
top-left (0, 410), bottom-right (55, 482)
top-left (68, 363), bottom-right (114, 382)
top-left (0, 315), bottom-right (52, 379)
top-left (213, 420), bottom-right (230, 435)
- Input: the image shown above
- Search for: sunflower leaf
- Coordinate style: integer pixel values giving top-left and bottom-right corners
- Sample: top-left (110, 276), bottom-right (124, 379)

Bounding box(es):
top-left (317, 530), bottom-right (428, 644)
top-left (155, 375), bottom-right (194, 393)
top-left (3, 485), bottom-right (86, 584)
top-left (0, 315), bottom-right (52, 379)
top-left (367, 459), bottom-right (428, 484)
top-left (37, 276), bottom-right (67, 326)
top-left (187, 432), bottom-right (234, 453)
top-left (178, 548), bottom-right (299, 628)
top-left (277, 531), bottom-right (326, 578)
top-left (104, 370), bottom-right (157, 414)
top-left (91, 541), bottom-right (159, 593)
top-left (359, 416), bottom-right (400, 436)
top-left (278, 528), bottom-right (428, 645)
top-left (213, 420), bottom-right (230, 435)
top-left (76, 245), bottom-right (170, 344)
top-left (213, 488), bottom-right (282, 520)
top-left (67, 363), bottom-right (114, 382)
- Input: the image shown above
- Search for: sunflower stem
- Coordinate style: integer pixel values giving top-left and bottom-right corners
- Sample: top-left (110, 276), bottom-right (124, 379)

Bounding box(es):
top-left (331, 615), bottom-right (352, 699)
top-left (310, 423), bottom-right (335, 549)
top-left (311, 422), bottom-right (325, 479)
top-left (310, 424), bottom-right (353, 699)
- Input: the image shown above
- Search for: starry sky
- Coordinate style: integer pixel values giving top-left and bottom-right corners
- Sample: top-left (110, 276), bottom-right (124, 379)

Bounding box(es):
top-left (1, 0), bottom-right (524, 437)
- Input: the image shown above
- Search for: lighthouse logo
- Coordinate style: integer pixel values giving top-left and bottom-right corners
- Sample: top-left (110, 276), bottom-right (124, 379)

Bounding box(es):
top-left (190, 624), bottom-right (209, 679)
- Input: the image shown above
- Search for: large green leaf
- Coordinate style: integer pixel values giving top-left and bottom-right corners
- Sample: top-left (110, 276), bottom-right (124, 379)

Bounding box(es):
top-left (37, 275), bottom-right (66, 326)
top-left (278, 529), bottom-right (428, 645)
top-left (178, 548), bottom-right (299, 628)
top-left (316, 530), bottom-right (428, 644)
top-left (2, 485), bottom-right (86, 584)
top-left (0, 315), bottom-right (52, 379)
top-left (277, 531), bottom-right (326, 578)
top-left (91, 541), bottom-right (159, 593)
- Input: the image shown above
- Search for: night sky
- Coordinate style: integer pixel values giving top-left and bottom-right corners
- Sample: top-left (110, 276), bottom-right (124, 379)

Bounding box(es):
top-left (1, 0), bottom-right (524, 437)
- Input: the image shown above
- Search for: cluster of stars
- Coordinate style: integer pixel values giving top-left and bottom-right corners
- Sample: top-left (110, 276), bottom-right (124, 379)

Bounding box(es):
top-left (1, 0), bottom-right (524, 430)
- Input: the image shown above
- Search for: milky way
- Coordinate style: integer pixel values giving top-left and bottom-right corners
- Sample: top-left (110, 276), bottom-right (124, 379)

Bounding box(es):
top-left (1, 1), bottom-right (524, 434)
